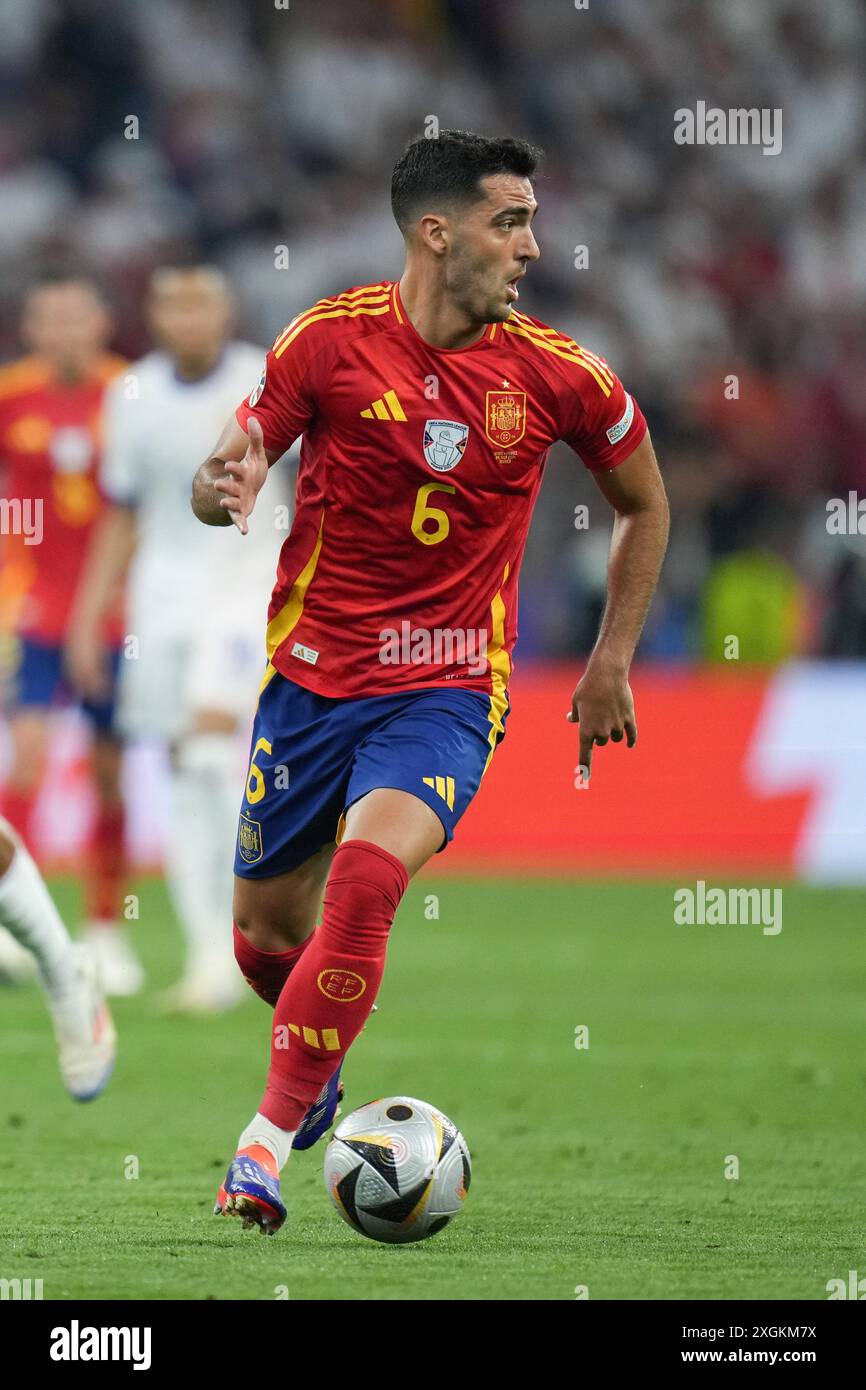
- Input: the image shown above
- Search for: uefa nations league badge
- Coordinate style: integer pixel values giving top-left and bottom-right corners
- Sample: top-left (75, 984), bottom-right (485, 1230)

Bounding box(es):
top-left (422, 419), bottom-right (469, 472)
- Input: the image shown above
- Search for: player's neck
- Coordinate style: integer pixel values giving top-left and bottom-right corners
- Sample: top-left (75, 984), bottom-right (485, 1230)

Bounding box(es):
top-left (397, 269), bottom-right (486, 351)
top-left (172, 344), bottom-right (225, 384)
top-left (44, 355), bottom-right (98, 387)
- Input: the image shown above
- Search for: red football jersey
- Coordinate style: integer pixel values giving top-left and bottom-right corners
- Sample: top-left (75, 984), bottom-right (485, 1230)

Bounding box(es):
top-left (236, 280), bottom-right (647, 713)
top-left (0, 353), bottom-right (127, 643)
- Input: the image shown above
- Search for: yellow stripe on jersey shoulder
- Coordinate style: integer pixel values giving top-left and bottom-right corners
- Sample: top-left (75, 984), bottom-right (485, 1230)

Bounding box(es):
top-left (502, 319), bottom-right (612, 396)
top-left (509, 313), bottom-right (614, 384)
top-left (0, 356), bottom-right (50, 401)
top-left (273, 283), bottom-right (393, 356)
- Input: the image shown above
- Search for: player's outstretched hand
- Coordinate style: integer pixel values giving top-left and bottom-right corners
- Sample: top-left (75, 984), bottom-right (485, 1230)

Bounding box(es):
top-left (212, 417), bottom-right (269, 534)
top-left (567, 658), bottom-right (637, 784)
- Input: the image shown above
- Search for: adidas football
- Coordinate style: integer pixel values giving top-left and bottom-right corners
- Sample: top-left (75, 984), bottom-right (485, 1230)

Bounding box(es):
top-left (323, 1095), bottom-right (471, 1243)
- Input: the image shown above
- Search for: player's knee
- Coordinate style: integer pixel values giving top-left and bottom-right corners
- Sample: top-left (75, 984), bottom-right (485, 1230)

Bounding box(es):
top-left (232, 900), bottom-right (313, 952)
top-left (318, 841), bottom-right (409, 951)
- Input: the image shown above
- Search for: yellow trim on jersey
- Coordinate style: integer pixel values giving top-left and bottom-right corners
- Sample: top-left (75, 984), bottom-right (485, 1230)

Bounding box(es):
top-left (274, 299), bottom-right (392, 358)
top-left (273, 282), bottom-right (390, 352)
top-left (0, 353), bottom-right (128, 400)
top-left (257, 660), bottom-right (278, 695)
top-left (483, 563), bottom-right (511, 775)
top-left (390, 281), bottom-right (404, 323)
top-left (510, 311), bottom-right (615, 384)
top-left (273, 285), bottom-right (392, 357)
top-left (502, 319), bottom-right (612, 395)
top-left (264, 512), bottom-right (325, 663)
top-left (0, 357), bottom-right (49, 400)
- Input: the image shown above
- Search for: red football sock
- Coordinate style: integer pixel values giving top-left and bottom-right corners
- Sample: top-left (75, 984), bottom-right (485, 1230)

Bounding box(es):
top-left (260, 840), bottom-right (408, 1132)
top-left (85, 801), bottom-right (126, 922)
top-left (0, 786), bottom-right (37, 855)
top-left (233, 923), bottom-right (314, 1007)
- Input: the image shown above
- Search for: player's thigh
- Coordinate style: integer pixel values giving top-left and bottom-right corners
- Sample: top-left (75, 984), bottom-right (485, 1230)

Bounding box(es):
top-left (234, 672), bottom-right (356, 890)
top-left (6, 709), bottom-right (51, 789)
top-left (116, 624), bottom-right (190, 743)
top-left (184, 605), bottom-right (262, 734)
top-left (342, 687), bottom-right (506, 876)
top-left (233, 841), bottom-right (335, 951)
top-left (343, 788), bottom-right (444, 878)
top-left (5, 639), bottom-right (61, 787)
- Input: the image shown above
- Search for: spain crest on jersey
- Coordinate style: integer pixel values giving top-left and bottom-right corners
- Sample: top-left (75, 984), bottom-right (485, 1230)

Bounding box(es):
top-left (422, 419), bottom-right (469, 473)
top-left (485, 391), bottom-right (526, 448)
top-left (237, 812), bottom-right (263, 865)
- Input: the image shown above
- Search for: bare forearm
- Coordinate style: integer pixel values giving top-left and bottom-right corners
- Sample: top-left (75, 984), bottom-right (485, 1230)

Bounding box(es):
top-left (591, 503), bottom-right (669, 671)
top-left (71, 506), bottom-right (137, 629)
top-left (191, 458), bottom-right (234, 526)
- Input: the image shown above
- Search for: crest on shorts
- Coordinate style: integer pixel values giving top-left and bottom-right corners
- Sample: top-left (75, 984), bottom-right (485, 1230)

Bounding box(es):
top-left (237, 812), bottom-right (263, 864)
top-left (422, 419), bottom-right (469, 472)
top-left (485, 390), bottom-right (526, 448)
top-left (247, 361), bottom-right (267, 408)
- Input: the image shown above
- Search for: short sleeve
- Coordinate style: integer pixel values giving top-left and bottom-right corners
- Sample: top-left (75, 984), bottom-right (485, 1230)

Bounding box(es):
top-left (235, 318), bottom-right (320, 455)
top-left (100, 375), bottom-right (143, 506)
top-left (556, 350), bottom-right (647, 470)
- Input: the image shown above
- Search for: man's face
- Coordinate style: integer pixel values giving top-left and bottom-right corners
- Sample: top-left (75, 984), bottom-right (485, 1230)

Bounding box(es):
top-left (443, 173), bottom-right (540, 324)
top-left (22, 282), bottom-right (110, 373)
top-left (148, 272), bottom-right (231, 361)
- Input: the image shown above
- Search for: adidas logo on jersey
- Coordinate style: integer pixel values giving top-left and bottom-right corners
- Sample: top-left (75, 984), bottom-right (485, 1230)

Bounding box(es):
top-left (422, 775), bottom-right (456, 810)
top-left (360, 390), bottom-right (407, 421)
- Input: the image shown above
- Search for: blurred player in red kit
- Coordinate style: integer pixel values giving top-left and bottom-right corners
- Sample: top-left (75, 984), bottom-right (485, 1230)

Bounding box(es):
top-left (192, 132), bottom-right (669, 1233)
top-left (0, 272), bottom-right (142, 994)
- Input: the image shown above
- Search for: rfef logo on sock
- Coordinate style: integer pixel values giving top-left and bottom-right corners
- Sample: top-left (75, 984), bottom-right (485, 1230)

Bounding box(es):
top-left (317, 968), bottom-right (366, 1002)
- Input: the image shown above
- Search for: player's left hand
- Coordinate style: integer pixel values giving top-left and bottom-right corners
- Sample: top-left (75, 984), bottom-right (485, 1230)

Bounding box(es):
top-left (567, 658), bottom-right (637, 783)
top-left (212, 417), bottom-right (269, 534)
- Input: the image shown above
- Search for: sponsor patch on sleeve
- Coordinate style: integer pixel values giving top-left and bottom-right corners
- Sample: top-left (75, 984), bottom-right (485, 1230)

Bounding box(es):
top-left (248, 361), bottom-right (267, 408)
top-left (606, 392), bottom-right (635, 445)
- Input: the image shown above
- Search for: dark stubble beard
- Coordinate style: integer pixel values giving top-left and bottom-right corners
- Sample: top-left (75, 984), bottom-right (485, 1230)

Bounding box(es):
top-left (445, 238), bottom-right (509, 327)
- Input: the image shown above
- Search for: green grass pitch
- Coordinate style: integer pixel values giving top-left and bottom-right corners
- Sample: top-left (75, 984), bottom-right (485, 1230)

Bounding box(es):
top-left (0, 875), bottom-right (863, 1301)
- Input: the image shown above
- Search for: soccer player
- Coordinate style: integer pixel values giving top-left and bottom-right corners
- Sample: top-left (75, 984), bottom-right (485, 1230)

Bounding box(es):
top-left (0, 816), bottom-right (116, 1099)
top-left (67, 267), bottom-right (284, 1013)
top-left (0, 272), bottom-right (140, 995)
top-left (192, 131), bottom-right (670, 1232)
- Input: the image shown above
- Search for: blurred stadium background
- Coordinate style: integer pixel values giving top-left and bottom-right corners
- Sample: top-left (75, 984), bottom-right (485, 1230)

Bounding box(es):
top-left (1, 0), bottom-right (865, 879)
top-left (1, 0), bottom-right (865, 1305)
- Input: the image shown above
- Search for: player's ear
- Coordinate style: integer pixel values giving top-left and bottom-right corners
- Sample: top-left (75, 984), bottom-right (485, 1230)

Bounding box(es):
top-left (416, 212), bottom-right (449, 257)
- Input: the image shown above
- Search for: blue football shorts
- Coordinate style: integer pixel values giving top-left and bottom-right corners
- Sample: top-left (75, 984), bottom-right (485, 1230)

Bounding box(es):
top-left (9, 635), bottom-right (120, 734)
top-left (234, 670), bottom-right (509, 879)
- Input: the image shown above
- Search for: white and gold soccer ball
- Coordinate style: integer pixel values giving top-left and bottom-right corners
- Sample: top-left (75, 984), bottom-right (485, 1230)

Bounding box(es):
top-left (323, 1096), bottom-right (471, 1244)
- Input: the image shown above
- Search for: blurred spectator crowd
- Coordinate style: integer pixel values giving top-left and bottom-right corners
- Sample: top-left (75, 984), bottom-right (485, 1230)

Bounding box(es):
top-left (1, 0), bottom-right (865, 664)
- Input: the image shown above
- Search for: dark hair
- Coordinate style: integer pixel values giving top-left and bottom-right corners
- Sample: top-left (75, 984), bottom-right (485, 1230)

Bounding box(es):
top-left (391, 129), bottom-right (543, 234)
top-left (25, 265), bottom-right (107, 303)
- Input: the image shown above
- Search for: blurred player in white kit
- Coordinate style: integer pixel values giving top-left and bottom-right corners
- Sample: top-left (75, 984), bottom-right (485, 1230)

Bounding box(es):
top-left (68, 266), bottom-right (285, 1012)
